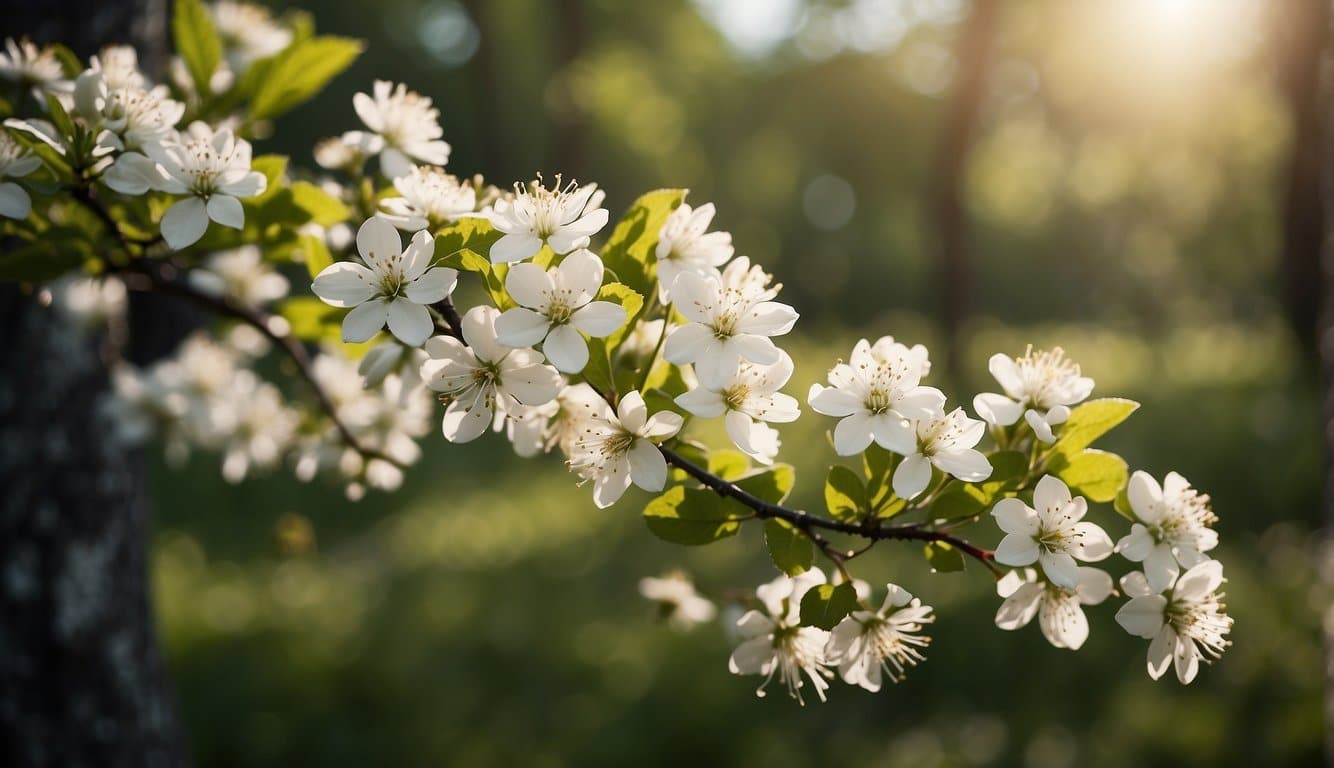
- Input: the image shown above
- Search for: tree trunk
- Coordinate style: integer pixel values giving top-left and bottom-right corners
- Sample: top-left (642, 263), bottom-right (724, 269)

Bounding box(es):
top-left (0, 1), bottom-right (188, 765)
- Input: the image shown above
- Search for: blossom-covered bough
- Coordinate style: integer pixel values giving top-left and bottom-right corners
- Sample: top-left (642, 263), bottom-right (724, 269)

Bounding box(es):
top-left (2, 1), bottom-right (1232, 706)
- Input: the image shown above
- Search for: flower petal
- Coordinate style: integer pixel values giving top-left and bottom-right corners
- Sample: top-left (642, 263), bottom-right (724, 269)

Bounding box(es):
top-left (160, 197), bottom-right (209, 249)
top-left (206, 194), bottom-right (244, 230)
top-left (991, 498), bottom-right (1039, 536)
top-left (972, 392), bottom-right (1023, 426)
top-left (312, 262), bottom-right (378, 307)
top-left (1115, 595), bottom-right (1167, 639)
top-left (342, 299), bottom-right (389, 342)
top-left (832, 413), bottom-right (875, 456)
top-left (1039, 551), bottom-right (1079, 589)
top-left (892, 453), bottom-right (933, 500)
top-left (542, 324), bottom-right (589, 373)
top-left (627, 438), bottom-right (667, 491)
top-left (386, 299), bottom-right (432, 346)
top-left (570, 301), bottom-right (627, 338)
top-left (490, 232), bottom-right (542, 264)
top-left (404, 266), bottom-right (458, 305)
top-left (494, 307), bottom-right (551, 348)
top-left (356, 215), bottom-right (402, 273)
top-left (505, 262), bottom-right (554, 309)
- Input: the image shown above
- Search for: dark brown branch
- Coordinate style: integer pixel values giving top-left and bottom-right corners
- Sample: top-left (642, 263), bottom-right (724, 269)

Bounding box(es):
top-left (659, 446), bottom-right (997, 573)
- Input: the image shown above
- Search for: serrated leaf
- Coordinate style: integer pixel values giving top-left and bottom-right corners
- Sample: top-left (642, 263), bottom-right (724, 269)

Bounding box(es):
top-left (1051, 398), bottom-right (1140, 457)
top-left (924, 541), bottom-right (965, 573)
top-left (799, 582), bottom-right (857, 630)
top-left (824, 464), bottom-right (865, 522)
top-left (290, 181), bottom-right (349, 226)
top-left (599, 188), bottom-right (686, 298)
top-left (764, 519), bottom-right (812, 576)
top-left (643, 486), bottom-right (745, 545)
top-left (173, 0), bottom-right (223, 96)
top-left (707, 450), bottom-right (751, 481)
top-left (249, 36), bottom-right (363, 121)
top-left (1052, 448), bottom-right (1129, 503)
top-left (733, 464), bottom-right (795, 504)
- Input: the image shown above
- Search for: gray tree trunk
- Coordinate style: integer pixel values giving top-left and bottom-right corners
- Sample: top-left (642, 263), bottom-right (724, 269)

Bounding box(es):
top-left (0, 1), bottom-right (189, 765)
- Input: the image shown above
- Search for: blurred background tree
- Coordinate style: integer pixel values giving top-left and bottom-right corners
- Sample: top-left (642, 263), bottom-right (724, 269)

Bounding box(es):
top-left (47, 0), bottom-right (1327, 765)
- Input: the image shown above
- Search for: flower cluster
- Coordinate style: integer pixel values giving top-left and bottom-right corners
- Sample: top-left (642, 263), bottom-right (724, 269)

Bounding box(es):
top-left (3, 6), bottom-right (1234, 712)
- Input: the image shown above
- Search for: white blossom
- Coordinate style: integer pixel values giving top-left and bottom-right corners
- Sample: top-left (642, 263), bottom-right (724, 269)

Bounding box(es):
top-left (488, 176), bottom-right (608, 264)
top-left (825, 583), bottom-right (934, 691)
top-left (655, 200), bottom-right (733, 302)
top-left (0, 38), bottom-right (69, 96)
top-left (210, 1), bottom-right (293, 73)
top-left (1115, 560), bottom-right (1232, 684)
top-left (49, 275), bottom-right (127, 329)
top-left (994, 566), bottom-right (1113, 650)
top-left (345, 80), bottom-right (450, 179)
top-left (675, 349), bottom-right (800, 465)
top-left (807, 336), bottom-right (945, 457)
top-left (378, 165), bottom-right (478, 231)
top-left (892, 407), bottom-right (992, 500)
top-left (991, 475), bottom-right (1114, 589)
top-left (189, 245), bottom-right (289, 306)
top-left (0, 131), bottom-right (41, 219)
top-left (973, 346), bottom-right (1094, 443)
top-left (146, 122), bottom-right (268, 248)
top-left (663, 257), bottom-right (798, 388)
top-left (729, 568), bottom-right (833, 705)
top-left (312, 217), bottom-right (459, 347)
top-left (420, 306), bottom-right (562, 443)
top-left (493, 248), bottom-right (627, 373)
top-left (567, 390), bottom-right (682, 508)
top-left (218, 371), bottom-right (299, 483)
top-left (1116, 470), bottom-right (1219, 593)
top-left (640, 572), bottom-right (717, 631)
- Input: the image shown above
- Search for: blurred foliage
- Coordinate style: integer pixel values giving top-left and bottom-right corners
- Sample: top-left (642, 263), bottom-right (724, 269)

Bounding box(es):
top-left (144, 0), bottom-right (1323, 765)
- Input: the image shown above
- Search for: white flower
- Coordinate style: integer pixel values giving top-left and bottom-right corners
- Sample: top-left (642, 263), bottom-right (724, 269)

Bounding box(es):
top-left (73, 53), bottom-right (183, 155)
top-left (189, 245), bottom-right (289, 306)
top-left (973, 346), bottom-right (1095, 443)
top-left (1115, 560), bottom-right (1232, 684)
top-left (357, 342), bottom-right (427, 390)
top-left (210, 1), bottom-right (293, 72)
top-left (991, 475), bottom-right (1114, 589)
top-left (825, 583), bottom-right (934, 692)
top-left (345, 80), bottom-right (450, 179)
top-left (662, 257), bottom-right (798, 388)
top-left (218, 371), bottom-right (299, 483)
top-left (314, 136), bottom-right (360, 171)
top-left (729, 568), bottom-right (833, 705)
top-left (640, 572), bottom-right (717, 631)
top-left (421, 306), bottom-right (562, 443)
top-left (49, 275), bottom-right (128, 328)
top-left (994, 566), bottom-right (1113, 650)
top-left (807, 336), bottom-right (945, 457)
top-left (568, 390), bottom-right (683, 508)
top-left (85, 45), bottom-right (145, 91)
top-left (892, 407), bottom-right (992, 499)
top-left (488, 176), bottom-right (608, 264)
top-left (0, 38), bottom-right (69, 94)
top-left (1117, 470), bottom-right (1219, 593)
top-left (655, 201), bottom-right (733, 302)
top-left (312, 217), bottom-right (459, 347)
top-left (0, 131), bottom-right (41, 219)
top-left (379, 166), bottom-right (478, 231)
top-left (146, 122), bottom-right (267, 248)
top-left (493, 248), bottom-right (628, 373)
top-left (675, 349), bottom-right (800, 465)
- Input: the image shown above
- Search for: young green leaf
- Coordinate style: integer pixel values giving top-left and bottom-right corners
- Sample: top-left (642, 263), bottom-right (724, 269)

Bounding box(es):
top-left (799, 582), bottom-right (858, 630)
top-left (764, 519), bottom-right (812, 576)
top-left (924, 541), bottom-right (965, 573)
top-left (249, 36), bottom-right (364, 121)
top-left (298, 232), bottom-right (332, 280)
top-left (1051, 398), bottom-right (1140, 456)
top-left (290, 181), bottom-right (350, 226)
top-left (930, 486), bottom-right (985, 520)
top-left (862, 443), bottom-right (898, 512)
top-left (643, 486), bottom-right (746, 545)
top-left (824, 464), bottom-right (866, 522)
top-left (1053, 448), bottom-right (1129, 503)
top-left (733, 464), bottom-right (795, 505)
top-left (599, 188), bottom-right (686, 299)
top-left (173, 0), bottom-right (223, 97)
top-left (707, 450), bottom-right (751, 481)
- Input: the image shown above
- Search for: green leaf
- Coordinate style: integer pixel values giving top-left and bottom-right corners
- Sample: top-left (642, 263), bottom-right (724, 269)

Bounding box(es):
top-left (824, 464), bottom-right (865, 522)
top-left (924, 541), bottom-right (965, 573)
top-left (594, 282), bottom-right (643, 348)
top-left (799, 582), bottom-right (858, 630)
top-left (862, 443), bottom-right (899, 513)
top-left (1114, 486), bottom-right (1134, 521)
top-left (434, 234), bottom-right (508, 309)
top-left (173, 0), bottom-right (223, 96)
top-left (1051, 398), bottom-right (1140, 457)
top-left (6, 121), bottom-right (72, 178)
top-left (643, 486), bottom-right (745, 546)
top-left (581, 337), bottom-right (616, 398)
top-left (1052, 448), bottom-right (1129, 503)
top-left (44, 94), bottom-right (74, 140)
top-left (733, 464), bottom-right (795, 504)
top-left (278, 296), bottom-right (341, 343)
top-left (298, 232), bottom-right (332, 280)
top-left (707, 450), bottom-right (751, 481)
top-left (599, 188), bottom-right (686, 298)
top-left (290, 181), bottom-right (350, 226)
top-left (930, 486), bottom-right (986, 520)
top-left (249, 36), bottom-right (364, 121)
top-left (764, 519), bottom-right (812, 576)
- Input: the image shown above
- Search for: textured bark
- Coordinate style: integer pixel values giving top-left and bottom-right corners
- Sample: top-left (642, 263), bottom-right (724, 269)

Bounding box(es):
top-left (0, 0), bottom-right (187, 765)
